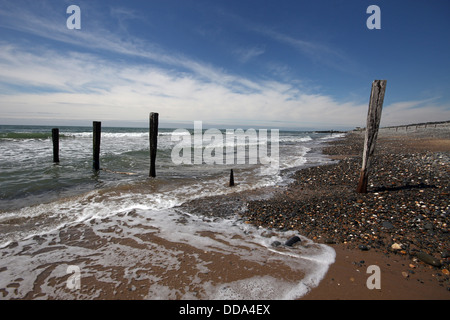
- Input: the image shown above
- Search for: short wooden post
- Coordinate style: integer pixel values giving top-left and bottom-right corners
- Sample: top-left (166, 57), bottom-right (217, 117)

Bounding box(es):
top-left (229, 169), bottom-right (235, 187)
top-left (149, 112), bottom-right (159, 177)
top-left (93, 121), bottom-right (101, 171)
top-left (356, 80), bottom-right (387, 193)
top-left (52, 128), bottom-right (59, 163)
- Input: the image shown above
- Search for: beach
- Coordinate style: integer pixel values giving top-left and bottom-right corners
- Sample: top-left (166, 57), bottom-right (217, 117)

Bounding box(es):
top-left (180, 123), bottom-right (450, 300)
top-left (243, 124), bottom-right (450, 299)
top-left (0, 124), bottom-right (448, 300)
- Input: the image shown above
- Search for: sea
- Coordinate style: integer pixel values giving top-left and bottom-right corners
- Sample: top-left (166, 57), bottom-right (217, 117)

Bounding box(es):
top-left (0, 124), bottom-right (344, 300)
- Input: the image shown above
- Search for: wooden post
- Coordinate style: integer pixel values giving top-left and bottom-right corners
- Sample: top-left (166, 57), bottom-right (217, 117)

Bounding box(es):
top-left (93, 121), bottom-right (101, 171)
top-left (229, 169), bottom-right (235, 187)
top-left (149, 112), bottom-right (159, 177)
top-left (356, 80), bottom-right (387, 193)
top-left (52, 128), bottom-right (59, 163)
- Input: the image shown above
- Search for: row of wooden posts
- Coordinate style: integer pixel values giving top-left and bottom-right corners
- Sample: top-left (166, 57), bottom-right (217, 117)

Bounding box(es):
top-left (51, 112), bottom-right (236, 187)
top-left (49, 80), bottom-right (387, 193)
top-left (51, 113), bottom-right (160, 177)
top-left (389, 123), bottom-right (439, 131)
top-left (52, 121), bottom-right (105, 171)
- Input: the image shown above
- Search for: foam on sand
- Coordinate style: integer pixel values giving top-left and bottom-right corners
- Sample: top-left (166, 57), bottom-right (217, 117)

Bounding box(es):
top-left (0, 203), bottom-right (335, 300)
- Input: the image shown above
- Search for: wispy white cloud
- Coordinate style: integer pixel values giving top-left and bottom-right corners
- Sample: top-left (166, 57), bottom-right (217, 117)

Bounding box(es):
top-left (252, 26), bottom-right (360, 75)
top-left (211, 7), bottom-right (360, 75)
top-left (232, 45), bottom-right (265, 63)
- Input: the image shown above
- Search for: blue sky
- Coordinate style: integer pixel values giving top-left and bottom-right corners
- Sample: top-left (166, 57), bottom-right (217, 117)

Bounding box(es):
top-left (0, 0), bottom-right (449, 129)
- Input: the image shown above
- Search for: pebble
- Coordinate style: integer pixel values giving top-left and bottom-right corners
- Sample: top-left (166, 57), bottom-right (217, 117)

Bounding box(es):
top-left (382, 221), bottom-right (394, 229)
top-left (285, 236), bottom-right (301, 247)
top-left (358, 244), bottom-right (369, 251)
top-left (271, 241), bottom-right (282, 247)
top-left (416, 252), bottom-right (442, 267)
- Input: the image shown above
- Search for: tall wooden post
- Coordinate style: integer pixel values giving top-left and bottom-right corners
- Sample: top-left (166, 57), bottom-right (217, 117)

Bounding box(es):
top-left (52, 128), bottom-right (59, 163)
top-left (356, 80), bottom-right (387, 193)
top-left (149, 112), bottom-right (159, 177)
top-left (93, 121), bottom-right (101, 171)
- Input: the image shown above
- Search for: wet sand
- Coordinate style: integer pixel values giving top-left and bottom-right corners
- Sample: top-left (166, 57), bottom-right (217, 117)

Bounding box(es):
top-left (0, 197), bottom-right (332, 300)
top-left (303, 243), bottom-right (449, 300)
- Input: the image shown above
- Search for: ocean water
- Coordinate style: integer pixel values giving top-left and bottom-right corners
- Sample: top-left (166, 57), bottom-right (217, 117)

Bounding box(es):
top-left (0, 124), bottom-right (343, 299)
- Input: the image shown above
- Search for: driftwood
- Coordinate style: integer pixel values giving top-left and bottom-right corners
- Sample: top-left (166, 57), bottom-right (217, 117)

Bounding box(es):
top-left (356, 80), bottom-right (387, 193)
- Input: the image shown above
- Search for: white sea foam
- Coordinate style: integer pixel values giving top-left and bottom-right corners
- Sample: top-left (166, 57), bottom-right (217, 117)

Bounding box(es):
top-left (0, 203), bottom-right (335, 300)
top-left (319, 132), bottom-right (346, 140)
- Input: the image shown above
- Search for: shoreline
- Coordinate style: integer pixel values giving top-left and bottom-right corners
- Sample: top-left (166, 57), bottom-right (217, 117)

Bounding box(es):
top-left (0, 124), bottom-right (448, 300)
top-left (242, 125), bottom-right (450, 299)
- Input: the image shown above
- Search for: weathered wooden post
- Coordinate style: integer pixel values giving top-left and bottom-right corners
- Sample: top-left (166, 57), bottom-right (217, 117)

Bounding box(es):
top-left (229, 169), bottom-right (235, 187)
top-left (52, 128), bottom-right (59, 163)
top-left (356, 80), bottom-right (387, 193)
top-left (93, 121), bottom-right (101, 171)
top-left (149, 112), bottom-right (159, 177)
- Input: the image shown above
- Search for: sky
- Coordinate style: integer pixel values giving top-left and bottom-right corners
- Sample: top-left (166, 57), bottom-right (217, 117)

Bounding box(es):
top-left (0, 0), bottom-right (449, 130)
